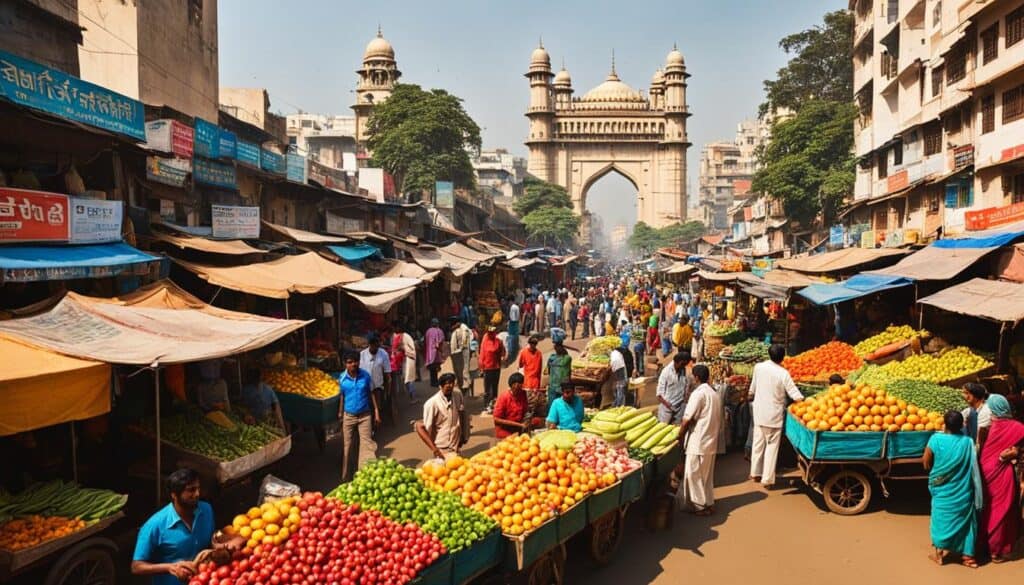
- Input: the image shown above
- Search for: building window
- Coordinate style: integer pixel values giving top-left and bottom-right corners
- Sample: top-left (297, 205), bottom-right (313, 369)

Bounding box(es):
top-left (893, 140), bottom-right (903, 166)
top-left (944, 108), bottom-right (962, 134)
top-left (1004, 172), bottom-right (1024, 203)
top-left (878, 150), bottom-right (888, 179)
top-left (188, 0), bottom-right (203, 25)
top-left (1009, 6), bottom-right (1024, 48)
top-left (923, 122), bottom-right (943, 156)
top-left (982, 94), bottom-right (996, 133)
top-left (1003, 84), bottom-right (1024, 124)
top-left (946, 180), bottom-right (973, 209)
top-left (881, 51), bottom-right (898, 80)
top-left (928, 192), bottom-right (941, 213)
top-left (931, 66), bottom-right (943, 97)
top-left (982, 24), bottom-right (999, 65)
top-left (946, 42), bottom-right (967, 85)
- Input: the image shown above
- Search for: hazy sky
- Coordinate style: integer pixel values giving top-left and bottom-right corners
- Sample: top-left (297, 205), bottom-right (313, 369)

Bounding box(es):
top-left (219, 0), bottom-right (838, 228)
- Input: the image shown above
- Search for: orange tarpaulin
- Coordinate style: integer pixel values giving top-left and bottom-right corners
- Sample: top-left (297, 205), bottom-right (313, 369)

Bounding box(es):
top-left (0, 334), bottom-right (110, 436)
top-left (172, 252), bottom-right (364, 299)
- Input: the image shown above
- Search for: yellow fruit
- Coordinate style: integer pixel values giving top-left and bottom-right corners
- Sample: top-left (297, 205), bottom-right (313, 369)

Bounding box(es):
top-left (251, 529), bottom-right (265, 542)
top-left (249, 518), bottom-right (264, 531)
top-left (232, 515), bottom-right (248, 529)
top-left (239, 526), bottom-right (252, 539)
top-left (247, 507), bottom-right (261, 520)
top-left (265, 523), bottom-right (279, 535)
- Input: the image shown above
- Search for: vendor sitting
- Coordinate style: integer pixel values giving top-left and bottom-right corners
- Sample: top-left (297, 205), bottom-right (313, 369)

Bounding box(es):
top-left (195, 359), bottom-right (229, 413)
top-left (241, 368), bottom-right (284, 428)
top-left (546, 382), bottom-right (585, 432)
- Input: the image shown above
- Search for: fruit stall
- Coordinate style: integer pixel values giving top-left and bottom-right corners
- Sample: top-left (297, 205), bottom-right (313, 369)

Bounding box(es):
top-left (262, 364), bottom-right (341, 452)
top-left (572, 336), bottom-right (619, 407)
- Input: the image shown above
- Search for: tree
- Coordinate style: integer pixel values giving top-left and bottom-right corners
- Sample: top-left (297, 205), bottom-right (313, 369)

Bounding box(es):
top-left (760, 10), bottom-right (853, 116)
top-left (627, 220), bottom-right (706, 252)
top-left (522, 206), bottom-right (580, 247)
top-left (366, 84), bottom-right (481, 194)
top-left (513, 177), bottom-right (573, 217)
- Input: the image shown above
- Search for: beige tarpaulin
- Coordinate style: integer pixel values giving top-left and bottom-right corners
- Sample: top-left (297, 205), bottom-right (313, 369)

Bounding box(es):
top-left (0, 281), bottom-right (310, 365)
top-left (918, 278), bottom-right (1024, 323)
top-left (664, 261), bottom-right (696, 275)
top-left (443, 242), bottom-right (499, 263)
top-left (173, 252), bottom-right (364, 299)
top-left (262, 221), bottom-right (348, 244)
top-left (399, 243), bottom-right (477, 276)
top-left (0, 334), bottom-right (111, 436)
top-left (501, 257), bottom-right (546, 270)
top-left (379, 260), bottom-right (440, 282)
top-left (738, 269), bottom-right (825, 290)
top-left (697, 270), bottom-right (752, 283)
top-left (149, 231), bottom-right (266, 256)
top-left (866, 245), bottom-right (997, 280)
top-left (342, 277), bottom-right (421, 314)
top-left (775, 247), bottom-right (908, 274)
top-left (996, 244), bottom-right (1024, 283)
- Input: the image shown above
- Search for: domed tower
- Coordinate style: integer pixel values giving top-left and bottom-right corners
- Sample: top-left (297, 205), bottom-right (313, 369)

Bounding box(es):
top-left (662, 44), bottom-right (689, 143)
top-left (649, 68), bottom-right (665, 111)
top-left (525, 41), bottom-right (555, 182)
top-left (553, 65), bottom-right (573, 110)
top-left (658, 44), bottom-right (691, 224)
top-left (353, 27), bottom-right (401, 157)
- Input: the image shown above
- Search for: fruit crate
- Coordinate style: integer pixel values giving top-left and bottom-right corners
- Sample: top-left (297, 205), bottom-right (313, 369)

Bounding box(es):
top-left (556, 499), bottom-right (588, 543)
top-left (0, 512), bottom-right (123, 576)
top-left (501, 516), bottom-right (559, 572)
top-left (275, 391), bottom-right (341, 426)
top-left (619, 467), bottom-right (644, 505)
top-left (451, 529), bottom-right (503, 584)
top-left (411, 552), bottom-right (453, 585)
top-left (784, 412), bottom-right (933, 460)
top-left (585, 482), bottom-right (622, 523)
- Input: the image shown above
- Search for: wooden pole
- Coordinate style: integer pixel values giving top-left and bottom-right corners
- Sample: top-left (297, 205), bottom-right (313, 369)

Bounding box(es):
top-left (154, 369), bottom-right (162, 506)
top-left (70, 422), bottom-right (78, 484)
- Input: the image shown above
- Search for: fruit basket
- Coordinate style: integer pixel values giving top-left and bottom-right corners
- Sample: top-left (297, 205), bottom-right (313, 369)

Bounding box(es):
top-left (276, 391), bottom-right (341, 427)
top-left (0, 512), bottom-right (123, 575)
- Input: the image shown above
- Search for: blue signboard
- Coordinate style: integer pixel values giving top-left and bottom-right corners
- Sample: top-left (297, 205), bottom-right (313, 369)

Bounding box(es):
top-left (829, 225), bottom-right (845, 247)
top-left (193, 157), bottom-right (237, 189)
top-left (194, 118), bottom-right (219, 159)
top-left (0, 49), bottom-right (145, 141)
top-left (236, 140), bottom-right (260, 168)
top-left (286, 153), bottom-right (307, 184)
top-left (260, 148), bottom-right (285, 175)
top-left (218, 129), bottom-right (237, 160)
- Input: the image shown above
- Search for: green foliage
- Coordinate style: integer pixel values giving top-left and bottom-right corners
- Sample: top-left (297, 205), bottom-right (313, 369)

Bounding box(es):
top-left (514, 177), bottom-right (573, 217)
top-left (627, 220), bottom-right (705, 252)
top-left (522, 206), bottom-right (580, 246)
top-left (366, 84), bottom-right (481, 194)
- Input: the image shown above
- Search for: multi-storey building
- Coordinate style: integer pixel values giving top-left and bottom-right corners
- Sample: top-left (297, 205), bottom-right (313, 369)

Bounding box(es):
top-left (850, 0), bottom-right (1024, 244)
top-left (286, 114), bottom-right (358, 173)
top-left (698, 117), bottom-right (769, 230)
top-left (472, 148), bottom-right (527, 205)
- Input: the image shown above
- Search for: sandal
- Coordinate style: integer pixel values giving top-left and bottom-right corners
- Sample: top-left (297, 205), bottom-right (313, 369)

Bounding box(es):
top-left (991, 556), bottom-right (1008, 564)
top-left (693, 508), bottom-right (713, 516)
top-left (960, 556), bottom-right (978, 569)
top-left (928, 548), bottom-right (948, 566)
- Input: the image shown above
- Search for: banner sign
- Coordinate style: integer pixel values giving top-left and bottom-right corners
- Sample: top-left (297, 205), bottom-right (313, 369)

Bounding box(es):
top-left (308, 159), bottom-right (349, 191)
top-left (0, 188), bottom-right (70, 242)
top-left (0, 50), bottom-right (146, 141)
top-left (70, 198), bottom-right (122, 244)
top-left (435, 181), bottom-right (454, 209)
top-left (144, 119), bottom-right (194, 157)
top-left (146, 156), bottom-right (191, 188)
top-left (211, 205), bottom-right (260, 239)
top-left (193, 118), bottom-right (220, 159)
top-left (286, 153), bottom-right (307, 184)
top-left (218, 129), bottom-right (237, 160)
top-left (260, 149), bottom-right (286, 175)
top-left (236, 140), bottom-right (260, 168)
top-left (159, 199), bottom-right (176, 222)
top-left (965, 200), bottom-right (1024, 231)
top-left (192, 157), bottom-right (237, 189)
top-left (829, 225), bottom-right (845, 246)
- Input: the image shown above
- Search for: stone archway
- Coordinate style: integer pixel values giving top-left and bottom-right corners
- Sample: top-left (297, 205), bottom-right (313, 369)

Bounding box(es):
top-left (577, 163), bottom-right (642, 247)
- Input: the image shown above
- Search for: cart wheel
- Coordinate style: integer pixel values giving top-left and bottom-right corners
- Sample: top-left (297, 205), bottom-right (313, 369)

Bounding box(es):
top-left (588, 509), bottom-right (624, 565)
top-left (822, 469), bottom-right (872, 515)
top-left (44, 539), bottom-right (117, 585)
top-left (524, 544), bottom-right (566, 585)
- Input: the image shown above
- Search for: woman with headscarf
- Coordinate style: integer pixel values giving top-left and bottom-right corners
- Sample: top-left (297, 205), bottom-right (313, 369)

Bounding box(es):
top-left (923, 410), bottom-right (983, 568)
top-left (424, 318), bottom-right (445, 387)
top-left (978, 394), bottom-right (1024, 563)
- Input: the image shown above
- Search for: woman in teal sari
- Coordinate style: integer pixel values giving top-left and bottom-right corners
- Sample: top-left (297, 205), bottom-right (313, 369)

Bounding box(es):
top-left (922, 410), bottom-right (984, 567)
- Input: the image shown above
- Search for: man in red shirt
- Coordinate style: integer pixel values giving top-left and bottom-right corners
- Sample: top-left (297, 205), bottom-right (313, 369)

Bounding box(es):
top-left (518, 335), bottom-right (544, 418)
top-left (479, 326), bottom-right (506, 414)
top-left (493, 373), bottom-right (531, 439)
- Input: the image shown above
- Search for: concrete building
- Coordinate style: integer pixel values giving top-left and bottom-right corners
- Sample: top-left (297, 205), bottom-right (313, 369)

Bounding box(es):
top-left (286, 113), bottom-right (358, 173)
top-left (609, 223), bottom-right (629, 251)
top-left (849, 0), bottom-right (1024, 243)
top-left (352, 27), bottom-right (400, 161)
top-left (472, 148), bottom-right (527, 205)
top-left (698, 117), bottom-right (770, 231)
top-left (0, 0), bottom-right (82, 75)
top-left (219, 87), bottom-right (286, 144)
top-left (524, 43), bottom-right (691, 243)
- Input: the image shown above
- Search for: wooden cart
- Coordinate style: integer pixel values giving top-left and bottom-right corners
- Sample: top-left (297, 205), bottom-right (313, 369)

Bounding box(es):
top-left (0, 512), bottom-right (123, 585)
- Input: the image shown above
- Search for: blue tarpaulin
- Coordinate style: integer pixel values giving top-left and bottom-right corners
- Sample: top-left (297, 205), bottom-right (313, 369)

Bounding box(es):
top-left (797, 273), bottom-right (913, 306)
top-left (0, 242), bottom-right (165, 282)
top-left (327, 243), bottom-right (380, 264)
top-left (932, 230), bottom-right (1024, 249)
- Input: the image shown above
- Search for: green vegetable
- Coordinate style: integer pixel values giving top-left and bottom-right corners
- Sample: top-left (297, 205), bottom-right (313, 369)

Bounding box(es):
top-left (720, 338), bottom-right (769, 361)
top-left (624, 417), bottom-right (658, 443)
top-left (626, 446), bottom-right (655, 463)
top-left (640, 426), bottom-right (676, 450)
top-left (886, 379), bottom-right (967, 414)
top-left (620, 412), bottom-right (655, 431)
top-left (0, 481), bottom-right (126, 521)
top-left (140, 408), bottom-right (283, 461)
top-left (535, 429), bottom-right (578, 450)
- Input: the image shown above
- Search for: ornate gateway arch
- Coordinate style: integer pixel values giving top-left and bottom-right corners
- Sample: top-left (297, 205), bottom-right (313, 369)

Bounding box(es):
top-left (525, 44), bottom-right (691, 243)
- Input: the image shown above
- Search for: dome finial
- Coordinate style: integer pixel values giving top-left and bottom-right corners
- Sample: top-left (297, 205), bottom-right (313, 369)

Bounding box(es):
top-left (673, 41), bottom-right (677, 51)
top-left (611, 49), bottom-right (616, 75)
top-left (377, 23), bottom-right (382, 38)
top-left (538, 36), bottom-right (544, 49)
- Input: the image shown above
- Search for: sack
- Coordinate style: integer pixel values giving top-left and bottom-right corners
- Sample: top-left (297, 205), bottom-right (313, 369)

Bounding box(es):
top-left (259, 474), bottom-right (301, 504)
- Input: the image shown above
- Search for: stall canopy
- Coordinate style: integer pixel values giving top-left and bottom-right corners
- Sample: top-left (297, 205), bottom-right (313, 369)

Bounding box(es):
top-left (0, 281), bottom-right (309, 365)
top-left (696, 270), bottom-right (752, 283)
top-left (443, 242), bottom-right (500, 264)
top-left (149, 231), bottom-right (266, 256)
top-left (867, 243), bottom-right (1003, 281)
top-left (0, 242), bottom-right (165, 283)
top-left (326, 243), bottom-right (381, 264)
top-left (342, 277), bottom-right (422, 314)
top-left (996, 244), bottom-right (1024, 282)
top-left (917, 278), bottom-right (1024, 323)
top-left (501, 257), bottom-right (546, 270)
top-left (173, 252), bottom-right (364, 299)
top-left (0, 335), bottom-right (111, 436)
top-left (261, 220), bottom-right (347, 244)
top-left (744, 269), bottom-right (825, 290)
top-left (798, 274), bottom-right (914, 306)
top-left (663, 261), bottom-right (697, 276)
top-left (398, 242), bottom-right (477, 276)
top-left (378, 260), bottom-right (440, 282)
top-left (775, 247), bottom-right (908, 274)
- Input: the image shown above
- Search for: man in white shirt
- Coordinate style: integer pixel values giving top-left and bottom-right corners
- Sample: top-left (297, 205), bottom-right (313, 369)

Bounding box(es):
top-left (656, 352), bottom-right (692, 424)
top-left (507, 297), bottom-right (521, 360)
top-left (609, 346), bottom-right (628, 407)
top-left (678, 364), bottom-right (722, 515)
top-left (545, 294), bottom-right (558, 330)
top-left (359, 335), bottom-right (391, 426)
top-left (448, 317), bottom-right (473, 394)
top-left (747, 344), bottom-right (804, 488)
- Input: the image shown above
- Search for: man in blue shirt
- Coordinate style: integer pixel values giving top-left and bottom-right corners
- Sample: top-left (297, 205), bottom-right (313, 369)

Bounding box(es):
top-left (132, 468), bottom-right (239, 584)
top-left (546, 382), bottom-right (585, 432)
top-left (337, 351), bottom-right (380, 481)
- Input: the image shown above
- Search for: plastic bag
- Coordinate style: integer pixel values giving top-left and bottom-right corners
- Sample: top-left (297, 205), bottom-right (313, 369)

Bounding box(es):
top-left (259, 474), bottom-right (300, 504)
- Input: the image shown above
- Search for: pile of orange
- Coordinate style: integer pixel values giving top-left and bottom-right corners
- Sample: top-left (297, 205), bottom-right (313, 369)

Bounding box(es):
top-left (0, 515), bottom-right (86, 550)
top-left (782, 342), bottom-right (863, 382)
top-left (223, 496), bottom-right (301, 552)
top-left (790, 382), bottom-right (944, 432)
top-left (418, 435), bottom-right (615, 536)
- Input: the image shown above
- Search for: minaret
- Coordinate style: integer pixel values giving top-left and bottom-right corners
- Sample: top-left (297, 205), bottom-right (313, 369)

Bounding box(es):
top-left (353, 27), bottom-right (401, 160)
top-left (525, 40), bottom-right (554, 182)
top-left (659, 44), bottom-right (691, 224)
top-left (649, 68), bottom-right (665, 111)
top-left (553, 62), bottom-right (573, 110)
top-left (662, 44), bottom-right (689, 143)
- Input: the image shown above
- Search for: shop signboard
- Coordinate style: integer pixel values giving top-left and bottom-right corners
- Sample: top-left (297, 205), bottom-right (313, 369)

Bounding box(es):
top-left (146, 156), bottom-right (191, 188)
top-left (0, 188), bottom-right (70, 242)
top-left (192, 157), bottom-right (237, 189)
top-left (859, 229), bottom-right (875, 248)
top-left (308, 159), bottom-right (348, 191)
top-left (953, 145), bottom-right (974, 170)
top-left (218, 129), bottom-right (237, 160)
top-left (829, 225), bottom-right (845, 247)
top-left (260, 149), bottom-right (286, 175)
top-left (0, 50), bottom-right (146, 141)
top-left (144, 119), bottom-right (194, 157)
top-left (999, 143), bottom-right (1024, 163)
top-left (70, 198), bottom-right (122, 244)
top-left (193, 118), bottom-right (220, 159)
top-left (159, 199), bottom-right (176, 222)
top-left (435, 181), bottom-right (454, 209)
top-left (236, 140), bottom-right (260, 168)
top-left (211, 204), bottom-right (260, 239)
top-left (965, 200), bottom-right (1024, 231)
top-left (286, 153), bottom-right (308, 184)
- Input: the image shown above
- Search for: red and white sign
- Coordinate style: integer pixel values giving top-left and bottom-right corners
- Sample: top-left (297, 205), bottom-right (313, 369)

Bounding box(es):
top-left (887, 170), bottom-right (909, 193)
top-left (1000, 143), bottom-right (1024, 164)
top-left (0, 188), bottom-right (70, 242)
top-left (144, 119), bottom-right (194, 158)
top-left (965, 201), bottom-right (1024, 231)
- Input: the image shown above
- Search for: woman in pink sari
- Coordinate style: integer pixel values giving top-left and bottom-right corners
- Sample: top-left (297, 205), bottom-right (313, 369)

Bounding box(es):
top-left (978, 394), bottom-right (1024, 562)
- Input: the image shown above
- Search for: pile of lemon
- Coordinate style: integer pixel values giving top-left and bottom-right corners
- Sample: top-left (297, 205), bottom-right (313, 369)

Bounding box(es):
top-left (224, 496), bottom-right (301, 552)
top-left (853, 325), bottom-right (927, 357)
top-left (263, 367), bottom-right (339, 398)
top-left (790, 382), bottom-right (944, 432)
top-left (881, 346), bottom-right (991, 383)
